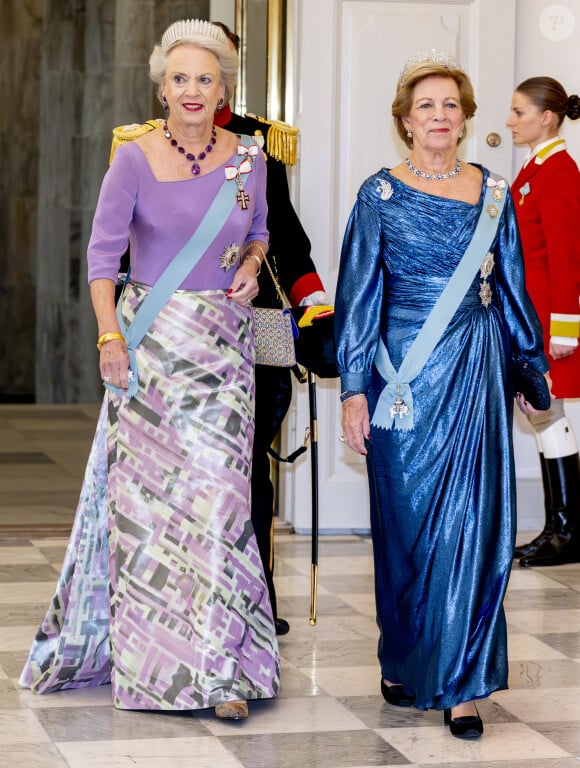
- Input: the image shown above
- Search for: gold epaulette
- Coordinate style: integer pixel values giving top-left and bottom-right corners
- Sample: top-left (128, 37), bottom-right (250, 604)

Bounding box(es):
top-left (109, 119), bottom-right (163, 164)
top-left (246, 113), bottom-right (299, 166)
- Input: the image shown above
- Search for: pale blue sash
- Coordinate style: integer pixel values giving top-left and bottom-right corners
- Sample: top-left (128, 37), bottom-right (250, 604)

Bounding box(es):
top-left (106, 136), bottom-right (255, 398)
top-left (371, 174), bottom-right (507, 431)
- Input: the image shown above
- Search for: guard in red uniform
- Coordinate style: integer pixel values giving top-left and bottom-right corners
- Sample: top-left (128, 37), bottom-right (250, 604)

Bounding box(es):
top-left (507, 76), bottom-right (580, 565)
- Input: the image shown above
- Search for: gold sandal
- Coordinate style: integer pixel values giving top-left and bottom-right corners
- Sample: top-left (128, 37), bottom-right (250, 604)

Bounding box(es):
top-left (214, 700), bottom-right (249, 720)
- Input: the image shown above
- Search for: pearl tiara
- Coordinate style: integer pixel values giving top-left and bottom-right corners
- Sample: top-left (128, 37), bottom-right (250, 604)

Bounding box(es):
top-left (398, 48), bottom-right (460, 87)
top-left (161, 19), bottom-right (228, 52)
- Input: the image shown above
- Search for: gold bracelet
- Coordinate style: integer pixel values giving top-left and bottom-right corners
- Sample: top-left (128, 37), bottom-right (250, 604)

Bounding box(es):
top-left (250, 242), bottom-right (267, 261)
top-left (244, 240), bottom-right (266, 260)
top-left (244, 252), bottom-right (262, 275)
top-left (97, 331), bottom-right (125, 351)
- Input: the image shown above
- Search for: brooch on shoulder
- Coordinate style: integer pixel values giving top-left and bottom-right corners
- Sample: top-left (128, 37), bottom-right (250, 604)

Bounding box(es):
top-left (376, 179), bottom-right (393, 200)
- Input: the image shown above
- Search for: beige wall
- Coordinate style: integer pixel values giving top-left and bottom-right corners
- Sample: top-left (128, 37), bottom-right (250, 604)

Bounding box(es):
top-left (0, 0), bottom-right (210, 403)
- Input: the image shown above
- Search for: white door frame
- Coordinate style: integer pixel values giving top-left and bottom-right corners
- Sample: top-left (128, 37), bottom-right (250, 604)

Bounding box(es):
top-left (280, 0), bottom-right (517, 533)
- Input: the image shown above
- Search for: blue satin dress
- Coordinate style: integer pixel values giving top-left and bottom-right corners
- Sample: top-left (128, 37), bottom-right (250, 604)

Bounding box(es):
top-left (335, 167), bottom-right (547, 710)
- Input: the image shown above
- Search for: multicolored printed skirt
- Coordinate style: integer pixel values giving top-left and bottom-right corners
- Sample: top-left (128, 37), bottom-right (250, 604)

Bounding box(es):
top-left (20, 287), bottom-right (280, 710)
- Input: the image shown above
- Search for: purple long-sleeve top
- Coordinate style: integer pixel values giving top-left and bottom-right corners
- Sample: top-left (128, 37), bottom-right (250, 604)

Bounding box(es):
top-left (87, 139), bottom-right (269, 289)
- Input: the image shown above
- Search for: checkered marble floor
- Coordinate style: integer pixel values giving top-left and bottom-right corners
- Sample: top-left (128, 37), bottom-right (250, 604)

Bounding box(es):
top-left (1, 405), bottom-right (580, 767)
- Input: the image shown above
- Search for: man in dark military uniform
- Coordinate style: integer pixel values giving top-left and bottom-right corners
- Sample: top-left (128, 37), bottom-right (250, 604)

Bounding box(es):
top-left (214, 23), bottom-right (328, 635)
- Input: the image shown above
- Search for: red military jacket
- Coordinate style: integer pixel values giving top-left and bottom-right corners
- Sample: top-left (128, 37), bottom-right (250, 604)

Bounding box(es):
top-left (512, 139), bottom-right (580, 397)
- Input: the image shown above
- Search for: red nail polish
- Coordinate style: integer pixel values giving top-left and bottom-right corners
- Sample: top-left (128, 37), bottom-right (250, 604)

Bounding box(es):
top-left (226, 289), bottom-right (233, 297)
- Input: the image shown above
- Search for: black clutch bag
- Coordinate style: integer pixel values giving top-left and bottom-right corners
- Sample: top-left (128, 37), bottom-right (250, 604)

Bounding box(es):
top-left (512, 362), bottom-right (551, 410)
top-left (290, 307), bottom-right (339, 379)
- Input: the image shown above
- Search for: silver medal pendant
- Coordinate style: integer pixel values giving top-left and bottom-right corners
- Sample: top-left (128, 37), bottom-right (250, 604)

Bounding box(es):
top-left (390, 396), bottom-right (410, 420)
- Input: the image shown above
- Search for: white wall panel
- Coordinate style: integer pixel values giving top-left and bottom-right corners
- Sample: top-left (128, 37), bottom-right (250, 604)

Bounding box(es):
top-left (281, 0), bottom-right (577, 534)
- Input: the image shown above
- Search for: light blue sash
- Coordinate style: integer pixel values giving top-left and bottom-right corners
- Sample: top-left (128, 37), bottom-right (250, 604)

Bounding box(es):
top-left (106, 136), bottom-right (255, 398)
top-left (371, 174), bottom-right (507, 431)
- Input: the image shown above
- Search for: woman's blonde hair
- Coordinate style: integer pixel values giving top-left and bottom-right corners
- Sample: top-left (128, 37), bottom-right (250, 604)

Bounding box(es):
top-left (392, 62), bottom-right (477, 149)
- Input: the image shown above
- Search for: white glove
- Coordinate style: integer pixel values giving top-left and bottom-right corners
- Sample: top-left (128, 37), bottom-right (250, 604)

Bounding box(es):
top-left (300, 291), bottom-right (330, 307)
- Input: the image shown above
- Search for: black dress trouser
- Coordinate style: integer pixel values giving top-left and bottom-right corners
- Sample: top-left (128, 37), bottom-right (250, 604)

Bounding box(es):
top-left (251, 364), bottom-right (293, 620)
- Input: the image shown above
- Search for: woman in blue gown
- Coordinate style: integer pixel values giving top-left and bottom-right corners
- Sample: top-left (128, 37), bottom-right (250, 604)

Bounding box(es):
top-left (335, 53), bottom-right (549, 738)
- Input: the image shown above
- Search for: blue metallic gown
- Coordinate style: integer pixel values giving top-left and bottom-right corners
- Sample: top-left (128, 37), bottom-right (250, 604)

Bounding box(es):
top-left (335, 167), bottom-right (547, 710)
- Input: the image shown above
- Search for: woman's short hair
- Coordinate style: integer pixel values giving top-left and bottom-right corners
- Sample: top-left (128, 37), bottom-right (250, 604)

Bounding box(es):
top-left (392, 61), bottom-right (478, 149)
top-left (515, 76), bottom-right (580, 127)
top-left (149, 19), bottom-right (239, 105)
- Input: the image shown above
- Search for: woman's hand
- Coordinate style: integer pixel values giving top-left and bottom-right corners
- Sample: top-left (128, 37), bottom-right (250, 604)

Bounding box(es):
top-left (549, 340), bottom-right (577, 360)
top-left (516, 372), bottom-right (554, 415)
top-left (227, 261), bottom-right (260, 307)
top-left (341, 394), bottom-right (370, 455)
top-left (90, 278), bottom-right (131, 390)
top-left (100, 339), bottom-right (131, 390)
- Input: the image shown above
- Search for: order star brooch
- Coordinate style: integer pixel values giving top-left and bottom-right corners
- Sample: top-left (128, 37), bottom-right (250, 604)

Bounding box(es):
top-left (478, 251), bottom-right (495, 307)
top-left (219, 242), bottom-right (240, 271)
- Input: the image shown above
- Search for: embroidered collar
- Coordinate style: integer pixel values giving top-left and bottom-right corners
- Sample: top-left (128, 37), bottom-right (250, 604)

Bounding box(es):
top-left (535, 138), bottom-right (566, 163)
top-left (524, 137), bottom-right (566, 167)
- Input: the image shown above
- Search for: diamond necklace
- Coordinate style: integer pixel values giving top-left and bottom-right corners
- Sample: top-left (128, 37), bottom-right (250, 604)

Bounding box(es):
top-left (405, 157), bottom-right (461, 181)
top-left (163, 122), bottom-right (217, 175)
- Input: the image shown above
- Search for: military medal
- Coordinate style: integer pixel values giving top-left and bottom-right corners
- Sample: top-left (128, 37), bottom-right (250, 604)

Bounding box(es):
top-left (390, 396), bottom-right (410, 420)
top-left (487, 176), bottom-right (506, 204)
top-left (225, 145), bottom-right (259, 210)
top-left (236, 180), bottom-right (250, 210)
top-left (519, 182), bottom-right (530, 206)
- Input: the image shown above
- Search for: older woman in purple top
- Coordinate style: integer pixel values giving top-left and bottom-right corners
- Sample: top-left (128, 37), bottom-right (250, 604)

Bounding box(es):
top-left (20, 19), bottom-right (280, 721)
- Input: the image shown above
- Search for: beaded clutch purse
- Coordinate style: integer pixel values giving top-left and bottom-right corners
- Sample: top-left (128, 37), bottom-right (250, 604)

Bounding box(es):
top-left (252, 256), bottom-right (299, 367)
top-left (513, 362), bottom-right (551, 410)
top-left (253, 306), bottom-right (297, 367)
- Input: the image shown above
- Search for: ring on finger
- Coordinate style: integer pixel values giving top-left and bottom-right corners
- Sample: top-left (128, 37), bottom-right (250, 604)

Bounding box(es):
top-left (104, 375), bottom-right (112, 382)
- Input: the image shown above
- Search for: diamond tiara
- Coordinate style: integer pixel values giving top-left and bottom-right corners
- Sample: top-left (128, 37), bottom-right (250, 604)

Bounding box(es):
top-left (161, 19), bottom-right (229, 52)
top-left (398, 48), bottom-right (460, 87)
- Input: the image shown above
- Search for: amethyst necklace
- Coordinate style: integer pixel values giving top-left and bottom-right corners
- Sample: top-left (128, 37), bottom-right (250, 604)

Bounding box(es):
top-left (163, 122), bottom-right (217, 175)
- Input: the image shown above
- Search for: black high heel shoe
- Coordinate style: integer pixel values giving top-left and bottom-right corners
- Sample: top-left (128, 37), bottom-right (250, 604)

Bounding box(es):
top-left (444, 706), bottom-right (483, 739)
top-left (380, 679), bottom-right (415, 707)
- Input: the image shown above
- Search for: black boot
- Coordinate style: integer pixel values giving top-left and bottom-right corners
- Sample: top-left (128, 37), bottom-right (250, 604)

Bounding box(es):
top-left (520, 454), bottom-right (580, 566)
top-left (514, 453), bottom-right (554, 559)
